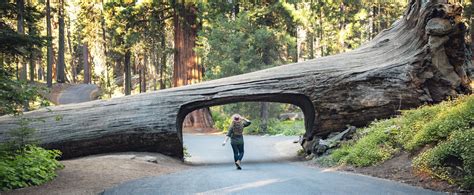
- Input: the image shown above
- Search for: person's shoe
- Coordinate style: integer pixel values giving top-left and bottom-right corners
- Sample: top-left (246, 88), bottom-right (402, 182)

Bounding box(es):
top-left (236, 160), bottom-right (242, 170)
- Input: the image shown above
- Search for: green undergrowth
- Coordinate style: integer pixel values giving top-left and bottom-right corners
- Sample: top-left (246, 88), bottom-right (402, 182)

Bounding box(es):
top-left (0, 119), bottom-right (64, 191)
top-left (0, 145), bottom-right (63, 191)
top-left (212, 111), bottom-right (305, 136)
top-left (322, 95), bottom-right (474, 189)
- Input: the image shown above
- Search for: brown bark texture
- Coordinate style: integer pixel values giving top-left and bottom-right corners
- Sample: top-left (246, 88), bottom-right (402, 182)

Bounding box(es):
top-left (17, 0), bottom-right (27, 81)
top-left (56, 0), bottom-right (66, 83)
top-left (124, 49), bottom-right (132, 95)
top-left (173, 4), bottom-right (213, 129)
top-left (83, 45), bottom-right (90, 84)
top-left (46, 0), bottom-right (53, 87)
top-left (0, 0), bottom-right (472, 160)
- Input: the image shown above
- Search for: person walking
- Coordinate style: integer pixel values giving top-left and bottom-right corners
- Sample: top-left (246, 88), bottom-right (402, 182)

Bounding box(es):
top-left (222, 114), bottom-right (251, 170)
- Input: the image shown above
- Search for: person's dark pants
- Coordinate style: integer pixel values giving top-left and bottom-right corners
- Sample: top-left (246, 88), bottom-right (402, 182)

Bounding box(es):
top-left (231, 143), bottom-right (244, 162)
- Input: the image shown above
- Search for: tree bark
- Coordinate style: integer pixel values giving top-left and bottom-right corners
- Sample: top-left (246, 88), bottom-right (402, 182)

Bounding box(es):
top-left (142, 55), bottom-right (147, 93)
top-left (56, 0), bottom-right (65, 83)
top-left (174, 3), bottom-right (213, 129)
top-left (28, 49), bottom-right (35, 82)
top-left (160, 32), bottom-right (166, 89)
top-left (66, 16), bottom-right (75, 83)
top-left (318, 1), bottom-right (325, 56)
top-left (28, 35), bottom-right (35, 82)
top-left (309, 32), bottom-right (314, 59)
top-left (260, 102), bottom-right (269, 133)
top-left (101, 0), bottom-right (110, 91)
top-left (17, 0), bottom-right (29, 111)
top-left (124, 49), bottom-right (132, 95)
top-left (17, 0), bottom-right (27, 81)
top-left (152, 43), bottom-right (157, 91)
top-left (37, 61), bottom-right (43, 81)
top-left (83, 44), bottom-right (90, 84)
top-left (0, 0), bottom-right (471, 160)
top-left (46, 0), bottom-right (53, 87)
top-left (27, 0), bottom-right (35, 82)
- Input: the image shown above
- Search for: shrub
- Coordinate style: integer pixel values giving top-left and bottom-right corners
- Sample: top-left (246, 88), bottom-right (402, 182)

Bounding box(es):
top-left (243, 119), bottom-right (263, 134)
top-left (267, 119), bottom-right (305, 136)
top-left (0, 145), bottom-right (63, 191)
top-left (413, 129), bottom-right (474, 189)
top-left (401, 96), bottom-right (474, 150)
top-left (241, 119), bottom-right (305, 136)
top-left (326, 95), bottom-right (474, 190)
top-left (211, 110), bottom-right (231, 132)
top-left (331, 118), bottom-right (399, 166)
top-left (0, 118), bottom-right (63, 191)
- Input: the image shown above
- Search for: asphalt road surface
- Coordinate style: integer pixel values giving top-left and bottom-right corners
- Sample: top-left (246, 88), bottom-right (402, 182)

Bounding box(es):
top-left (103, 134), bottom-right (439, 195)
top-left (57, 84), bottom-right (98, 104)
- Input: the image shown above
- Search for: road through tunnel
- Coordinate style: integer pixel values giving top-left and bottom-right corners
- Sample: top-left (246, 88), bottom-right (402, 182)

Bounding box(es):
top-left (177, 93), bottom-right (316, 163)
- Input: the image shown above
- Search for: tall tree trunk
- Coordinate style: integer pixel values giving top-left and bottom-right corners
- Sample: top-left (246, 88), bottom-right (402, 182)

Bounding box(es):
top-left (17, 0), bottom-right (28, 111)
top-left (46, 0), bottom-right (53, 87)
top-left (294, 3), bottom-right (300, 62)
top-left (28, 50), bottom-right (35, 82)
top-left (83, 44), bottom-right (90, 84)
top-left (139, 62), bottom-right (142, 93)
top-left (27, 24), bottom-right (35, 81)
top-left (160, 32), bottom-right (166, 89)
top-left (260, 102), bottom-right (269, 133)
top-left (27, 0), bottom-right (35, 82)
top-left (339, 2), bottom-right (346, 50)
top-left (318, 2), bottom-right (325, 56)
top-left (309, 0), bottom-right (315, 59)
top-left (152, 42), bottom-right (157, 91)
top-left (56, 0), bottom-right (65, 83)
top-left (142, 55), bottom-right (147, 93)
top-left (124, 49), bottom-right (132, 95)
top-left (66, 16), bottom-right (75, 83)
top-left (37, 59), bottom-right (43, 81)
top-left (309, 32), bottom-right (314, 59)
top-left (17, 0), bottom-right (27, 81)
top-left (174, 3), bottom-right (213, 130)
top-left (101, 0), bottom-right (110, 93)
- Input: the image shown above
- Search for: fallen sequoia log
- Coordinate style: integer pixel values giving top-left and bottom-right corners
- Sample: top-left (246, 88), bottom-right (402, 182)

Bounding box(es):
top-left (0, 0), bottom-right (472, 159)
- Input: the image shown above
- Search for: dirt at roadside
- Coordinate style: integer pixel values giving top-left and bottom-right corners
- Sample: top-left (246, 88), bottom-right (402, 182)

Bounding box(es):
top-left (307, 151), bottom-right (467, 193)
top-left (5, 152), bottom-right (188, 195)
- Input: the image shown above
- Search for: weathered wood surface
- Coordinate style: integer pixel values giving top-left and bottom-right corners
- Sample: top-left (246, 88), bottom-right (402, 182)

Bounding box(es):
top-left (0, 0), bottom-right (472, 159)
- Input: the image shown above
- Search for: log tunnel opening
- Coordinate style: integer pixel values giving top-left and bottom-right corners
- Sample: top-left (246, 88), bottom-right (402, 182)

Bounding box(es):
top-left (176, 93), bottom-right (315, 161)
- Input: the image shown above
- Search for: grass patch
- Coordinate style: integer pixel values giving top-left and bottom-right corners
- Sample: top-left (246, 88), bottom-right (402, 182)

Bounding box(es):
top-left (330, 119), bottom-right (399, 166)
top-left (413, 129), bottom-right (474, 189)
top-left (326, 95), bottom-right (474, 189)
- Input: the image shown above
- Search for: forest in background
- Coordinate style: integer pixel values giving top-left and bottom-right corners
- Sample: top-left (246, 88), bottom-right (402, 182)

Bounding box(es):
top-left (1, 0), bottom-right (472, 133)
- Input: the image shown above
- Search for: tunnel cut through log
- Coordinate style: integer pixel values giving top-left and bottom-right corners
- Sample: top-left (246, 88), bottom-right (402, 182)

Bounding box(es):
top-left (177, 94), bottom-right (315, 140)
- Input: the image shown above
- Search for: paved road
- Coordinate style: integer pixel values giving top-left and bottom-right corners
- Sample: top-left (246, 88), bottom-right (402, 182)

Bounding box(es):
top-left (103, 135), bottom-right (439, 195)
top-left (57, 84), bottom-right (98, 104)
